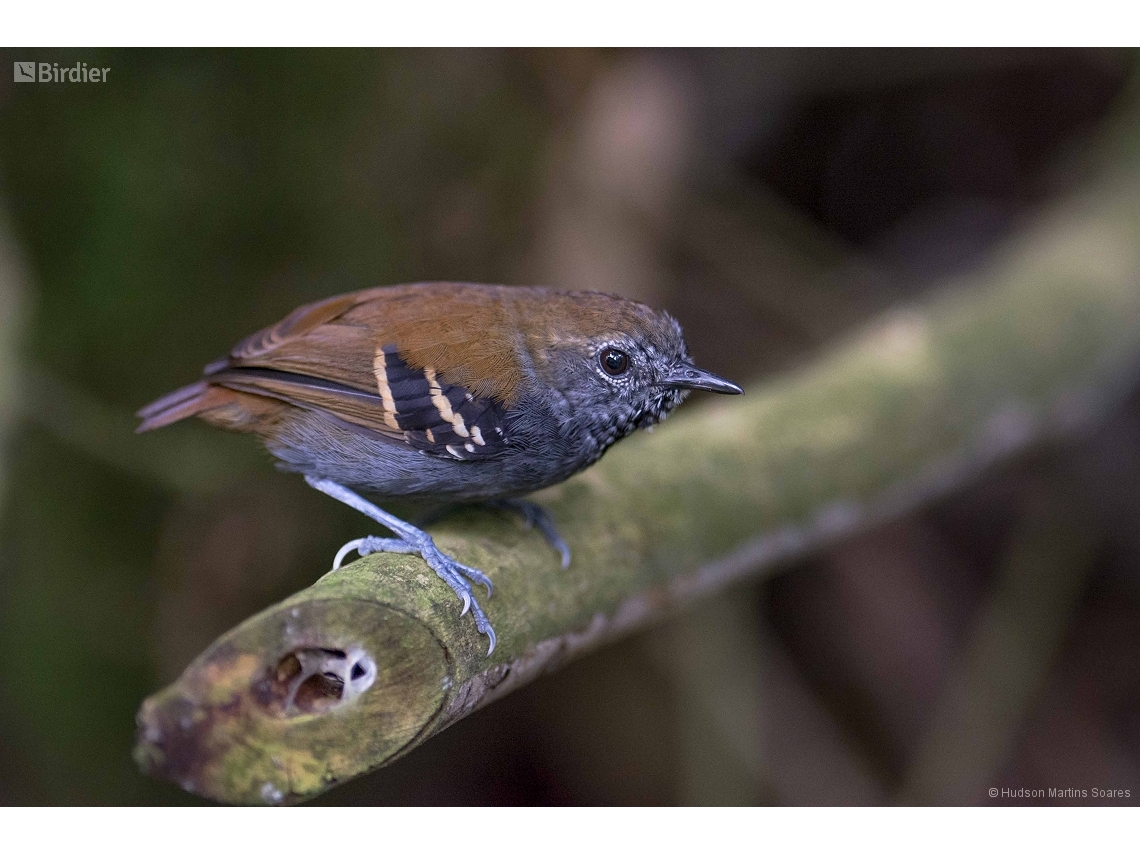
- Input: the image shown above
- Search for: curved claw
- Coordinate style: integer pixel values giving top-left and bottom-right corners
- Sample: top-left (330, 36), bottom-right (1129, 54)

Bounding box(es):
top-left (492, 499), bottom-right (571, 570)
top-left (459, 590), bottom-right (472, 617)
top-left (332, 538), bottom-right (367, 571)
top-left (485, 626), bottom-right (497, 657)
top-left (459, 564), bottom-right (494, 599)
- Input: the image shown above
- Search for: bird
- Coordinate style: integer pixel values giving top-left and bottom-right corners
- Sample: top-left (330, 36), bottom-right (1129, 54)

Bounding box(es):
top-left (137, 282), bottom-right (743, 655)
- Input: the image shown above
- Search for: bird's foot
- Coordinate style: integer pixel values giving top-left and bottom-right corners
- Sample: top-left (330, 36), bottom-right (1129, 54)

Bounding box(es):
top-left (332, 533), bottom-right (496, 656)
top-left (305, 476), bottom-right (497, 656)
top-left (489, 499), bottom-right (571, 569)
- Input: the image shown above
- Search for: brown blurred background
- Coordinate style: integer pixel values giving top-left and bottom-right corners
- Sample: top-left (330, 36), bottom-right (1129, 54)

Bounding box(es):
top-left (0, 48), bottom-right (1137, 805)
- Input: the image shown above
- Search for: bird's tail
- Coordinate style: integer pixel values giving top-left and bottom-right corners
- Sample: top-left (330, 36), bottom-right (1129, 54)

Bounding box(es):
top-left (135, 381), bottom-right (229, 432)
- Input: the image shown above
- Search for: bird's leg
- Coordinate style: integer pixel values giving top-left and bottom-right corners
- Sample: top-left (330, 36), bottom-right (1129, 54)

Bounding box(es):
top-left (305, 476), bottom-right (496, 656)
top-left (488, 499), bottom-right (571, 569)
top-left (413, 500), bottom-right (571, 568)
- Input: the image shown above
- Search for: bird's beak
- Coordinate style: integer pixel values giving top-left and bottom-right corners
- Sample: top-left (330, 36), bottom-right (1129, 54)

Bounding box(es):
top-left (659, 363), bottom-right (744, 395)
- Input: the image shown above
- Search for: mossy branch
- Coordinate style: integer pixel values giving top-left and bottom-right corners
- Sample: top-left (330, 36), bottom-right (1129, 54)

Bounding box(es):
top-left (135, 123), bottom-right (1140, 804)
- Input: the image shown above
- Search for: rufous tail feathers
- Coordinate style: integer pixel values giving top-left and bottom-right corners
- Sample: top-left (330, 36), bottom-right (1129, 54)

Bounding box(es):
top-left (136, 382), bottom-right (281, 434)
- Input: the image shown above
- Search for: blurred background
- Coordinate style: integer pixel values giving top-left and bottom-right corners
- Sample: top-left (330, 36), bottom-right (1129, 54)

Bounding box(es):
top-left (0, 48), bottom-right (1138, 805)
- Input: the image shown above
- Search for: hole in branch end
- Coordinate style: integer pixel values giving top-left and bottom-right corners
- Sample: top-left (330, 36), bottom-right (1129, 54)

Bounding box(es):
top-left (258, 646), bottom-right (377, 716)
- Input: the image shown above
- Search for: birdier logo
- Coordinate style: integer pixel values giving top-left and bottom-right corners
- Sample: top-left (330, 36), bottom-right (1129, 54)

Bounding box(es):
top-left (13, 61), bottom-right (109, 83)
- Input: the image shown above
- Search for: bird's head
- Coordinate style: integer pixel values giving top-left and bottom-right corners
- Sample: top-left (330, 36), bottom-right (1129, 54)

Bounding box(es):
top-left (520, 290), bottom-right (743, 448)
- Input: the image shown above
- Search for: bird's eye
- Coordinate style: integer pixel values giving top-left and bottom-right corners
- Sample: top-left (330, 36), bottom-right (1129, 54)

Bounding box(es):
top-left (600, 347), bottom-right (630, 377)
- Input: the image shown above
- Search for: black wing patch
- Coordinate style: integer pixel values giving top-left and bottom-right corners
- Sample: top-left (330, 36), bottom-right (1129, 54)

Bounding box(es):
top-left (376, 345), bottom-right (509, 460)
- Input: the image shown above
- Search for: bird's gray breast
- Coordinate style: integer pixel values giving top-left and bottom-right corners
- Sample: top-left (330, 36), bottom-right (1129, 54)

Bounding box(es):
top-left (263, 404), bottom-right (569, 501)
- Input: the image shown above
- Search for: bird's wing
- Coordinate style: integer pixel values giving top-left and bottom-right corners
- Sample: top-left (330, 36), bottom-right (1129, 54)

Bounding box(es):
top-left (205, 285), bottom-right (513, 461)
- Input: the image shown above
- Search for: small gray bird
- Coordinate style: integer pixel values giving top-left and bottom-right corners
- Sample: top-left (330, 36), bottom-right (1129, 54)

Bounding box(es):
top-left (137, 282), bottom-right (743, 654)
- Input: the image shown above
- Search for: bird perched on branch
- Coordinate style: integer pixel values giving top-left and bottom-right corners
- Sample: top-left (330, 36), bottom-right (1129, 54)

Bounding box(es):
top-left (137, 282), bottom-right (743, 654)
